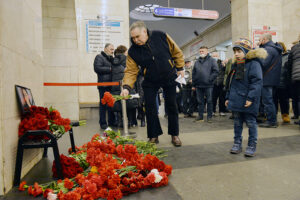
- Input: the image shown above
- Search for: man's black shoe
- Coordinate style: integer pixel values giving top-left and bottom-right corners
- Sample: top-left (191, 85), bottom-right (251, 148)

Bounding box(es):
top-left (148, 138), bottom-right (159, 144)
top-left (194, 117), bottom-right (204, 122)
top-left (259, 122), bottom-right (278, 128)
top-left (100, 124), bottom-right (108, 130)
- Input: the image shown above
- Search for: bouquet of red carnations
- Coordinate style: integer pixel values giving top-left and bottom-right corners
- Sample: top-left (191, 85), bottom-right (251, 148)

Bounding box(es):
top-left (18, 106), bottom-right (71, 141)
top-left (101, 92), bottom-right (139, 108)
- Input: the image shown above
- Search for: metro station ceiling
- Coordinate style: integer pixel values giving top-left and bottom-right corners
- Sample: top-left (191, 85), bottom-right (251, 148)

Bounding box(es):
top-left (129, 0), bottom-right (231, 47)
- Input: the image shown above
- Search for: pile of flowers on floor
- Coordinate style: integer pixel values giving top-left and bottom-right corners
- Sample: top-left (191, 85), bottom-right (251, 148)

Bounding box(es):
top-left (18, 106), bottom-right (71, 140)
top-left (19, 129), bottom-right (172, 200)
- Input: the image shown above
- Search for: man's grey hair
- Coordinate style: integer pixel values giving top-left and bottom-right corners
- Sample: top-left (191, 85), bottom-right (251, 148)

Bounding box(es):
top-left (262, 33), bottom-right (272, 42)
top-left (104, 43), bottom-right (113, 49)
top-left (130, 21), bottom-right (147, 32)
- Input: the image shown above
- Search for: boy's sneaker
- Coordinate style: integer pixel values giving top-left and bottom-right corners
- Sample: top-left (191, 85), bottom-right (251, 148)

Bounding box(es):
top-left (230, 143), bottom-right (242, 154)
top-left (207, 118), bottom-right (213, 123)
top-left (194, 117), bottom-right (204, 122)
top-left (244, 145), bottom-right (256, 157)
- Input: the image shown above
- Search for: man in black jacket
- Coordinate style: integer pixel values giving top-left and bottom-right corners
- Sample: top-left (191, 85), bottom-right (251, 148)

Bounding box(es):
top-left (121, 21), bottom-right (185, 147)
top-left (288, 35), bottom-right (300, 125)
top-left (192, 46), bottom-right (219, 123)
top-left (94, 43), bottom-right (116, 129)
top-left (211, 52), bottom-right (226, 116)
top-left (258, 33), bottom-right (282, 128)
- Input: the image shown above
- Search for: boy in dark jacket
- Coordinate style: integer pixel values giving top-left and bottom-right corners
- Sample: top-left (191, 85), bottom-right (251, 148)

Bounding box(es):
top-left (225, 38), bottom-right (267, 157)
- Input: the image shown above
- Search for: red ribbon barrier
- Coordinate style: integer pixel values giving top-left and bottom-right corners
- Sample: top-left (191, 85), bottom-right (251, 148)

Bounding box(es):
top-left (44, 82), bottom-right (120, 86)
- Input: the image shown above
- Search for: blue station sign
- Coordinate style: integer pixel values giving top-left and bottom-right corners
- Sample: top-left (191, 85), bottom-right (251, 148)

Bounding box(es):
top-left (153, 7), bottom-right (219, 20)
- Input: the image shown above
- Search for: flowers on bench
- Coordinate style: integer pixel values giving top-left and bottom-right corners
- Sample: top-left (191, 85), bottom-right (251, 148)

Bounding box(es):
top-left (18, 106), bottom-right (71, 140)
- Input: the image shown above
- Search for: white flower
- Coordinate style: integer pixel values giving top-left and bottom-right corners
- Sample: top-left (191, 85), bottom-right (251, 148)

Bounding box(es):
top-left (47, 192), bottom-right (57, 200)
top-left (150, 169), bottom-right (163, 183)
top-left (154, 173), bottom-right (163, 183)
top-left (105, 127), bottom-right (112, 132)
top-left (130, 93), bottom-right (140, 99)
top-left (100, 136), bottom-right (106, 140)
top-left (151, 169), bottom-right (159, 175)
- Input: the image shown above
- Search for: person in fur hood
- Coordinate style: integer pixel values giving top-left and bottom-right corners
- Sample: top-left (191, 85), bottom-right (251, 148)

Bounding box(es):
top-left (225, 38), bottom-right (267, 157)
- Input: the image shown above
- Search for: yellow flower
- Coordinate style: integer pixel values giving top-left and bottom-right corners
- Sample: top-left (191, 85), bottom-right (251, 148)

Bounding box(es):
top-left (90, 166), bottom-right (98, 173)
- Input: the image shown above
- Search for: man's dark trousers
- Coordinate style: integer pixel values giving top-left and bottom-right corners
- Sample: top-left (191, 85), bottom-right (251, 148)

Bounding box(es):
top-left (196, 87), bottom-right (213, 119)
top-left (182, 85), bottom-right (192, 114)
top-left (212, 84), bottom-right (226, 113)
top-left (262, 86), bottom-right (277, 124)
top-left (98, 88), bottom-right (115, 127)
top-left (143, 81), bottom-right (179, 138)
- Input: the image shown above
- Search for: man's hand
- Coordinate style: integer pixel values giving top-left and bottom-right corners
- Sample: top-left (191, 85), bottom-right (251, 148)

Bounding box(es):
top-left (244, 100), bottom-right (252, 107)
top-left (192, 87), bottom-right (196, 91)
top-left (177, 70), bottom-right (184, 78)
top-left (120, 89), bottom-right (129, 97)
top-left (225, 100), bottom-right (229, 107)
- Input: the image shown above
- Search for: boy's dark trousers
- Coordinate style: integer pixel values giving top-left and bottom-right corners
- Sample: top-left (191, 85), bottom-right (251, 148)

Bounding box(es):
top-left (233, 112), bottom-right (258, 146)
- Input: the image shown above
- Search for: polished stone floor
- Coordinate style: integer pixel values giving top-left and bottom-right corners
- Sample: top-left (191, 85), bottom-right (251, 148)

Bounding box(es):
top-left (2, 107), bottom-right (300, 200)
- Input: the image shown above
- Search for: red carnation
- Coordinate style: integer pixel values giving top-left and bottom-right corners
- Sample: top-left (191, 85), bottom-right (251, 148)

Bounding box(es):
top-left (64, 178), bottom-right (74, 190)
top-left (85, 181), bottom-right (97, 194)
top-left (18, 181), bottom-right (27, 191)
top-left (43, 188), bottom-right (53, 198)
top-left (101, 92), bottom-right (116, 108)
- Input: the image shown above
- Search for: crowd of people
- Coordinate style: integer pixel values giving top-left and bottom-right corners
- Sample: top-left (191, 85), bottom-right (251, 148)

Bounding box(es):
top-left (94, 20), bottom-right (300, 157)
top-left (93, 44), bottom-right (146, 130)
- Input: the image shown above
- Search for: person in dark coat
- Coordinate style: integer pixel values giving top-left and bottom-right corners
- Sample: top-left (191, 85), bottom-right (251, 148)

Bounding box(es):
top-left (258, 33), bottom-right (283, 128)
top-left (192, 46), bottom-right (219, 122)
top-left (225, 38), bottom-right (267, 157)
top-left (135, 69), bottom-right (146, 127)
top-left (93, 43), bottom-right (116, 130)
top-left (111, 45), bottom-right (127, 128)
top-left (211, 52), bottom-right (226, 116)
top-left (287, 35), bottom-right (300, 125)
top-left (121, 21), bottom-right (185, 147)
top-left (182, 60), bottom-right (197, 118)
top-left (273, 42), bottom-right (291, 123)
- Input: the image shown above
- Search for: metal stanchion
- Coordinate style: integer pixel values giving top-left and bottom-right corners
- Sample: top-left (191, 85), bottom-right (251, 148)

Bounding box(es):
top-left (120, 81), bottom-right (136, 138)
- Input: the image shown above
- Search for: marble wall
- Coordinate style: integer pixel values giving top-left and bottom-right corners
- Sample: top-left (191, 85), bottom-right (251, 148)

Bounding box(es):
top-left (282, 0), bottom-right (300, 49)
top-left (0, 0), bottom-right (44, 194)
top-left (231, 0), bottom-right (249, 43)
top-left (75, 0), bottom-right (130, 106)
top-left (42, 0), bottom-right (80, 120)
top-left (181, 15), bottom-right (232, 61)
top-left (231, 0), bottom-right (300, 49)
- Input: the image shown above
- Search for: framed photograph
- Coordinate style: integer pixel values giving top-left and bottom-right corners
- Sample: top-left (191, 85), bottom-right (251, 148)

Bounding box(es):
top-left (15, 85), bottom-right (35, 115)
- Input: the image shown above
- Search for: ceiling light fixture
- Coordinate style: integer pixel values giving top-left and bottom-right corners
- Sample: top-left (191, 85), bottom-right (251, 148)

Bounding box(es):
top-left (130, 4), bottom-right (164, 21)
